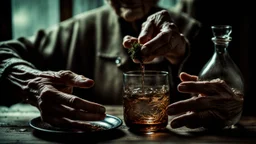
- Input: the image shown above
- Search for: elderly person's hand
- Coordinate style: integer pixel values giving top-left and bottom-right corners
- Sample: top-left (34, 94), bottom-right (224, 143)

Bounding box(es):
top-left (167, 72), bottom-right (244, 130)
top-left (9, 65), bottom-right (106, 130)
top-left (123, 10), bottom-right (187, 64)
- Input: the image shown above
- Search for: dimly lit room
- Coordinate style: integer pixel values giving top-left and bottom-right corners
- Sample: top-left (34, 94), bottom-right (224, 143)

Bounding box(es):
top-left (0, 0), bottom-right (255, 143)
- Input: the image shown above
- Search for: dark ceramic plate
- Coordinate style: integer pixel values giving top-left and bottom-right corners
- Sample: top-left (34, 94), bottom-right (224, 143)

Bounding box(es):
top-left (29, 114), bottom-right (123, 134)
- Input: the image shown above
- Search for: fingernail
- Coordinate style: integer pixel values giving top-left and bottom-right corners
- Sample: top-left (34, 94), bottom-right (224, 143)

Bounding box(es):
top-left (85, 79), bottom-right (94, 83)
top-left (99, 107), bottom-right (106, 113)
top-left (133, 59), bottom-right (140, 63)
top-left (178, 84), bottom-right (187, 91)
top-left (84, 79), bottom-right (94, 86)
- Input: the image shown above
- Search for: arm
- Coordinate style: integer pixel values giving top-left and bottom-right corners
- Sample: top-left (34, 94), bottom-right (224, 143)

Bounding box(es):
top-left (0, 37), bottom-right (39, 105)
top-left (0, 18), bottom-right (80, 105)
top-left (0, 19), bottom-right (106, 130)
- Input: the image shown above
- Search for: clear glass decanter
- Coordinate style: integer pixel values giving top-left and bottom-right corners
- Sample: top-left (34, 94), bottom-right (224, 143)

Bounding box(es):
top-left (198, 25), bottom-right (244, 127)
top-left (199, 25), bottom-right (244, 93)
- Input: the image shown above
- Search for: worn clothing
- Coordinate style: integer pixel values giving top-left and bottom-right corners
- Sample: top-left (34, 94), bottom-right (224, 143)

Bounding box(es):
top-left (0, 5), bottom-right (200, 106)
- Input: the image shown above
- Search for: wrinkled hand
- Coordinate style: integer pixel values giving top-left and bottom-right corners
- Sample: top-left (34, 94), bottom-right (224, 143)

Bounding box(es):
top-left (23, 69), bottom-right (106, 130)
top-left (167, 72), bottom-right (244, 130)
top-left (123, 10), bottom-right (187, 64)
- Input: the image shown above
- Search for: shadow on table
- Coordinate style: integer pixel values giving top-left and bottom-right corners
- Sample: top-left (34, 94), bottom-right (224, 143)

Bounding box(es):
top-left (127, 124), bottom-right (256, 142)
top-left (32, 128), bottom-right (126, 143)
top-left (167, 123), bottom-right (256, 140)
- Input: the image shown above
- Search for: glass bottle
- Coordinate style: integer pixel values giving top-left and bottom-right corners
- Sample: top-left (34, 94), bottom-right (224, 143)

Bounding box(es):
top-left (198, 25), bottom-right (244, 127)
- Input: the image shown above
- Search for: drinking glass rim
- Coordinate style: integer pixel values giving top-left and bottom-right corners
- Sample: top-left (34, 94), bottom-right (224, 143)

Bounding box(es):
top-left (123, 70), bottom-right (168, 76)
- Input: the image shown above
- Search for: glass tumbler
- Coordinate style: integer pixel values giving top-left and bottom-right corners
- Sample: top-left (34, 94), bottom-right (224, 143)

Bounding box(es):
top-left (123, 71), bottom-right (170, 133)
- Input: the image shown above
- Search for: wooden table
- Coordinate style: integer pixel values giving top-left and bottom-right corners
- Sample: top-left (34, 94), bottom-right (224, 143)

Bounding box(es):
top-left (0, 103), bottom-right (256, 144)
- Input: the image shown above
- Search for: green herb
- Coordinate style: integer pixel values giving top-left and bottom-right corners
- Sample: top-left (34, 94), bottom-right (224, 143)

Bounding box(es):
top-left (128, 42), bottom-right (143, 63)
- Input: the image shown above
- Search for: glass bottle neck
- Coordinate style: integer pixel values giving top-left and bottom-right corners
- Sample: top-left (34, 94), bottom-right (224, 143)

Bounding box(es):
top-left (212, 37), bottom-right (231, 54)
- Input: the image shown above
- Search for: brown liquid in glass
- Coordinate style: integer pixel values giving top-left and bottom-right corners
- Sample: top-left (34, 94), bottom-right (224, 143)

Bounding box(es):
top-left (124, 63), bottom-right (169, 133)
top-left (123, 88), bottom-right (169, 133)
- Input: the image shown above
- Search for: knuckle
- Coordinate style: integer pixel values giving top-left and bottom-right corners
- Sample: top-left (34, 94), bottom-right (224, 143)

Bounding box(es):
top-left (141, 22), bottom-right (147, 28)
top-left (27, 78), bottom-right (40, 88)
top-left (213, 79), bottom-right (227, 87)
top-left (58, 70), bottom-right (74, 78)
top-left (160, 31), bottom-right (171, 42)
top-left (147, 15), bottom-right (155, 21)
top-left (160, 10), bottom-right (169, 16)
top-left (40, 86), bottom-right (54, 101)
top-left (165, 22), bottom-right (178, 32)
top-left (148, 11), bottom-right (161, 22)
top-left (147, 18), bottom-right (154, 23)
top-left (218, 79), bottom-right (226, 85)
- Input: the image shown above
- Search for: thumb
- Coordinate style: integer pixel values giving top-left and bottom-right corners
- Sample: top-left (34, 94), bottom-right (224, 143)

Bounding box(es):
top-left (40, 70), bottom-right (94, 88)
top-left (179, 72), bottom-right (198, 82)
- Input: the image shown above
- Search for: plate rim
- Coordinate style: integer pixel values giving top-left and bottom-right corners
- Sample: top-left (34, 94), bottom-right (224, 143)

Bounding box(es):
top-left (29, 114), bottom-right (123, 134)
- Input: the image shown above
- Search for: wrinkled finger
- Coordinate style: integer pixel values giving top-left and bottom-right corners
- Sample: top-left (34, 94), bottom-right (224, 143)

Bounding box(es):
top-left (147, 35), bottom-right (184, 58)
top-left (141, 30), bottom-right (172, 57)
top-left (167, 96), bottom-right (219, 115)
top-left (161, 22), bottom-right (185, 50)
top-left (147, 43), bottom-right (170, 58)
top-left (56, 92), bottom-right (106, 114)
top-left (179, 72), bottom-right (198, 82)
top-left (39, 70), bottom-right (94, 88)
top-left (122, 35), bottom-right (138, 48)
top-left (53, 104), bottom-right (106, 121)
top-left (57, 70), bottom-right (94, 88)
top-left (38, 70), bottom-right (57, 78)
top-left (162, 22), bottom-right (179, 33)
top-left (170, 112), bottom-right (203, 129)
top-left (169, 32), bottom-right (186, 50)
top-left (44, 117), bottom-right (103, 131)
top-left (150, 10), bottom-right (172, 28)
top-left (54, 85), bottom-right (73, 94)
top-left (38, 86), bottom-right (106, 114)
top-left (171, 110), bottom-right (228, 129)
top-left (177, 79), bottom-right (234, 96)
top-left (138, 20), bottom-right (154, 44)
